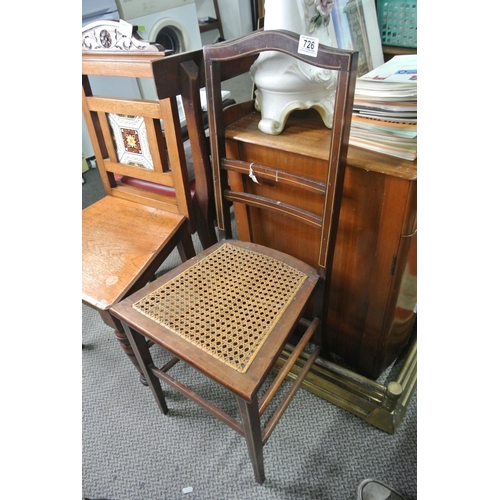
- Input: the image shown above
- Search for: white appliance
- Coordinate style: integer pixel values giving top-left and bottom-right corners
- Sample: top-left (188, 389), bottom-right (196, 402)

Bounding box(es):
top-left (82, 0), bottom-right (120, 25)
top-left (82, 0), bottom-right (143, 159)
top-left (82, 0), bottom-right (207, 159)
top-left (115, 0), bottom-right (203, 101)
top-left (82, 0), bottom-right (228, 160)
top-left (116, 0), bottom-right (202, 53)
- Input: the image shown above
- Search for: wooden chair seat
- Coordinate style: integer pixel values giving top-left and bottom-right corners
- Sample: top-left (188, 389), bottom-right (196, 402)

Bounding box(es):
top-left (82, 196), bottom-right (189, 311)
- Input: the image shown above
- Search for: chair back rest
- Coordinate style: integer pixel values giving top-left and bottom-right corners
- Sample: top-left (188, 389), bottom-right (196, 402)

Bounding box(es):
top-left (82, 20), bottom-right (203, 222)
top-left (203, 29), bottom-right (358, 280)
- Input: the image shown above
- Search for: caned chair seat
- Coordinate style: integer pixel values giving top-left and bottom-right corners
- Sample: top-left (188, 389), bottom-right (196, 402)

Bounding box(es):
top-left (112, 240), bottom-right (318, 397)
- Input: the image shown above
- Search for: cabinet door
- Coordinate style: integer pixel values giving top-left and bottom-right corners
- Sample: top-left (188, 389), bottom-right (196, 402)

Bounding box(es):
top-left (326, 167), bottom-right (416, 378)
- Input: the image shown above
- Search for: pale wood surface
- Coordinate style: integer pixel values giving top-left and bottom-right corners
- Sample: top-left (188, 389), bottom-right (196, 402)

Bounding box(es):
top-left (225, 108), bottom-right (417, 180)
top-left (82, 196), bottom-right (187, 310)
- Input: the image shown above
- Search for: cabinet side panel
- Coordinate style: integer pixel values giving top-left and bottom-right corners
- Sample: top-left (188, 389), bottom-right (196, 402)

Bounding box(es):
top-left (371, 181), bottom-right (417, 376)
top-left (327, 169), bottom-right (413, 378)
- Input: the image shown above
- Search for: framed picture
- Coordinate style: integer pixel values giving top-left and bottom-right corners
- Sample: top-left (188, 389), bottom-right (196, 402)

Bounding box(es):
top-left (330, 0), bottom-right (384, 76)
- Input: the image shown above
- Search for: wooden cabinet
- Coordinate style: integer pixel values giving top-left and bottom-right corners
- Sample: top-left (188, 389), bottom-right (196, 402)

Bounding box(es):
top-left (382, 45), bottom-right (417, 62)
top-left (325, 140), bottom-right (417, 379)
top-left (224, 105), bottom-right (416, 380)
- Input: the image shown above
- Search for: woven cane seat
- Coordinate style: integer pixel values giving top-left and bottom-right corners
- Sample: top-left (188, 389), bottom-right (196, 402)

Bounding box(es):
top-left (133, 242), bottom-right (308, 373)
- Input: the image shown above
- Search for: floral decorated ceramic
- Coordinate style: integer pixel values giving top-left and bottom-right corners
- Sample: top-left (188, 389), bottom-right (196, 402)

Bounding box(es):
top-left (250, 0), bottom-right (338, 135)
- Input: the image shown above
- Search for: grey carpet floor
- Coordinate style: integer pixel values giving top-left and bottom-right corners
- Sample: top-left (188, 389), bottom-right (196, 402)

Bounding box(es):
top-left (82, 72), bottom-right (417, 498)
top-left (82, 165), bottom-right (417, 499)
top-left (82, 296), bottom-right (416, 500)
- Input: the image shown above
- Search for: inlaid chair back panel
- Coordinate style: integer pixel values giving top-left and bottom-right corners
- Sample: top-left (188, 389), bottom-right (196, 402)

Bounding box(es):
top-left (204, 29), bottom-right (359, 279)
top-left (82, 21), bottom-right (194, 220)
top-left (83, 89), bottom-right (185, 212)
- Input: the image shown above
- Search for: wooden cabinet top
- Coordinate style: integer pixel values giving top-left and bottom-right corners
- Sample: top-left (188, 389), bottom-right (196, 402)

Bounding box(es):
top-left (225, 108), bottom-right (417, 181)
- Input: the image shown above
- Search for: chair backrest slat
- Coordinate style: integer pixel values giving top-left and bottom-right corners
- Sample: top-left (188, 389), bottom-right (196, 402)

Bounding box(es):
top-left (224, 190), bottom-right (323, 229)
top-left (222, 159), bottom-right (327, 196)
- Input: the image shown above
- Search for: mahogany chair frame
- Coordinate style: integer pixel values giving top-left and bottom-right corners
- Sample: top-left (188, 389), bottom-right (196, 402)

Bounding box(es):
top-left (110, 29), bottom-right (358, 484)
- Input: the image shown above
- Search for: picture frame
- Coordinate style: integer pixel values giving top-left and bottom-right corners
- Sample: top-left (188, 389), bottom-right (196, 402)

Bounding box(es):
top-left (330, 0), bottom-right (384, 76)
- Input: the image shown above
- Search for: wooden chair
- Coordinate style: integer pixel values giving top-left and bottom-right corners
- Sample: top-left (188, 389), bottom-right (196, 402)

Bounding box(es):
top-left (82, 20), bottom-right (214, 375)
top-left (110, 29), bottom-right (358, 484)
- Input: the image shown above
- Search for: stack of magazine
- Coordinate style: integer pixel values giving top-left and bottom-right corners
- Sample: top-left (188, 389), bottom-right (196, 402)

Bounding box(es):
top-left (349, 54), bottom-right (417, 161)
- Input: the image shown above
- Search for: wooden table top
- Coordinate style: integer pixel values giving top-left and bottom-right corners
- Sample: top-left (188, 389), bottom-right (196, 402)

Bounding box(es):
top-left (225, 109), bottom-right (417, 181)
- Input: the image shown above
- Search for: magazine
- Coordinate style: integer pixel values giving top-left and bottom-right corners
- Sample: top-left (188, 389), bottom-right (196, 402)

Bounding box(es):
top-left (348, 54), bottom-right (417, 160)
top-left (357, 55), bottom-right (417, 87)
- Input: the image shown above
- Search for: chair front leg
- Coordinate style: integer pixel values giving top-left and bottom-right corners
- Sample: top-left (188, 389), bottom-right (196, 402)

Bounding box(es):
top-left (120, 321), bottom-right (169, 416)
top-left (236, 396), bottom-right (265, 484)
top-left (98, 309), bottom-right (148, 382)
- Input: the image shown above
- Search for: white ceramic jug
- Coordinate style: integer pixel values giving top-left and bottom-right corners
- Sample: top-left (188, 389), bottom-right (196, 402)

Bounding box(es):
top-left (250, 0), bottom-right (338, 135)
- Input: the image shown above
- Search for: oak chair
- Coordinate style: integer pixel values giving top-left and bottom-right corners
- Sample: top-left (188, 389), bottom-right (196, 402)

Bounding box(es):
top-left (110, 29), bottom-right (358, 484)
top-left (82, 20), bottom-right (214, 375)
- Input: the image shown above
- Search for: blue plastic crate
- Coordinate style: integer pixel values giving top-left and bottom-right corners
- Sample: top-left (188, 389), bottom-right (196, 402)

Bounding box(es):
top-left (377, 0), bottom-right (417, 48)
